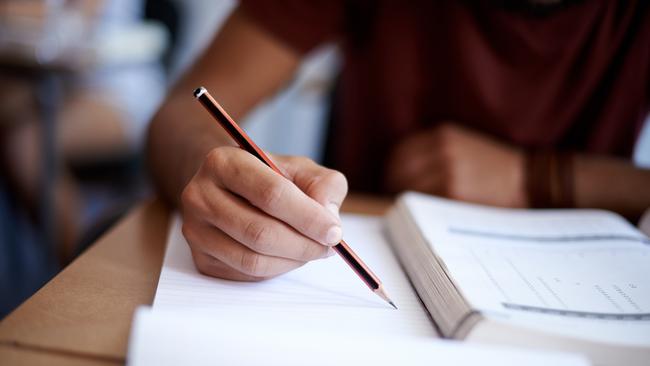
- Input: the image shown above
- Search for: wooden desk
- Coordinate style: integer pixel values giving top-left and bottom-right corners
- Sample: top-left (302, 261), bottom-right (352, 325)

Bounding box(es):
top-left (0, 194), bottom-right (391, 365)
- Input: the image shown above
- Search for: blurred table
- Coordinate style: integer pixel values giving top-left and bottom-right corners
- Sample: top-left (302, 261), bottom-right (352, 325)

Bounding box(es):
top-left (0, 194), bottom-right (391, 365)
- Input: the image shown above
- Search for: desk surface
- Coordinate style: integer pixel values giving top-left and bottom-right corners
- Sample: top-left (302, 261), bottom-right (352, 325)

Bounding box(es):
top-left (0, 194), bottom-right (391, 365)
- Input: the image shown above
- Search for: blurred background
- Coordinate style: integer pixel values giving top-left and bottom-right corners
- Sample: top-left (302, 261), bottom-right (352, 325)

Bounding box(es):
top-left (0, 0), bottom-right (648, 318)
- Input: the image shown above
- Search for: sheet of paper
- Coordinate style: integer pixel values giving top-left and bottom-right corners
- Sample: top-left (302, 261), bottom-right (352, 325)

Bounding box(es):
top-left (403, 192), bottom-right (650, 345)
top-left (135, 209), bottom-right (589, 366)
top-left (128, 307), bottom-right (589, 366)
top-left (153, 214), bottom-right (436, 338)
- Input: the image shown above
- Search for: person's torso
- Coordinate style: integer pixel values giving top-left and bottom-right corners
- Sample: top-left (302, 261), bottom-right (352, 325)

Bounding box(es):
top-left (325, 0), bottom-right (650, 193)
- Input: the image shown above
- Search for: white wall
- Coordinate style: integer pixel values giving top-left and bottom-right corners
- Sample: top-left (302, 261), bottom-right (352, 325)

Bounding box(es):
top-left (634, 117), bottom-right (650, 168)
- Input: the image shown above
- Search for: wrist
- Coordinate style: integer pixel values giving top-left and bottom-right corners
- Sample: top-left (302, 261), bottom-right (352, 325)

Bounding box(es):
top-left (508, 148), bottom-right (528, 208)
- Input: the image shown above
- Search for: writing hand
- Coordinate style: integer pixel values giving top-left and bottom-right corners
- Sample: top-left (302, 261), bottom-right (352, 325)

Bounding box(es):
top-left (181, 147), bottom-right (348, 280)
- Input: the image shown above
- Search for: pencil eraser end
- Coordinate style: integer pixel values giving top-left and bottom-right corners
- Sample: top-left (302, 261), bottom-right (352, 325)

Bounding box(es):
top-left (193, 87), bottom-right (207, 98)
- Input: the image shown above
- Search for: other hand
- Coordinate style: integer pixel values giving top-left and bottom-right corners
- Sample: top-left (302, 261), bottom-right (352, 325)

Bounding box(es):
top-left (385, 123), bottom-right (527, 207)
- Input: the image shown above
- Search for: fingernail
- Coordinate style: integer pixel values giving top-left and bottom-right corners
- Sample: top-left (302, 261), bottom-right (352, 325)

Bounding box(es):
top-left (326, 202), bottom-right (340, 221)
top-left (325, 226), bottom-right (342, 245)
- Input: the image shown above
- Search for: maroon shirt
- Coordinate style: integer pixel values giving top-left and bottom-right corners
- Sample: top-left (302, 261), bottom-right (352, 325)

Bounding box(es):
top-left (240, 0), bottom-right (650, 193)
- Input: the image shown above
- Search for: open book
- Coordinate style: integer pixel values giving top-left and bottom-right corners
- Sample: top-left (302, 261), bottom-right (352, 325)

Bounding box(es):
top-left (128, 192), bottom-right (650, 365)
top-left (386, 193), bottom-right (650, 366)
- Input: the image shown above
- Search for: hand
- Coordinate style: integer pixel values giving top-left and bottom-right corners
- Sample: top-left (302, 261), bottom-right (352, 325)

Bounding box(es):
top-left (181, 147), bottom-right (348, 281)
top-left (385, 123), bottom-right (527, 208)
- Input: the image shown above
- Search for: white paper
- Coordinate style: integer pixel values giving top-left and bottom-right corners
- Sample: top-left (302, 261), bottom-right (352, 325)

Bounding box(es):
top-left (128, 307), bottom-right (589, 366)
top-left (129, 211), bottom-right (589, 366)
top-left (153, 214), bottom-right (435, 338)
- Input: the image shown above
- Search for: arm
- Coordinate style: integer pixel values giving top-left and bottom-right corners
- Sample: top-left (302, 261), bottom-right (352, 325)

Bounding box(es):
top-left (574, 154), bottom-right (650, 220)
top-left (385, 123), bottom-right (650, 221)
top-left (147, 8), bottom-right (300, 205)
top-left (146, 8), bottom-right (348, 281)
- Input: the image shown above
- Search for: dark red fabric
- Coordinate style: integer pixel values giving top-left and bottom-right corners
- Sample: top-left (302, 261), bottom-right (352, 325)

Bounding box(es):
top-left (240, 0), bottom-right (650, 193)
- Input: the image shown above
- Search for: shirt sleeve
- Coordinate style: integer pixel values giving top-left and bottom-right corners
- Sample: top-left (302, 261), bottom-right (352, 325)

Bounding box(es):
top-left (239, 0), bottom-right (346, 54)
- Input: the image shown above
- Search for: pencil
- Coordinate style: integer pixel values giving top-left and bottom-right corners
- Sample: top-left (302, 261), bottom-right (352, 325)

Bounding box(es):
top-left (193, 86), bottom-right (397, 310)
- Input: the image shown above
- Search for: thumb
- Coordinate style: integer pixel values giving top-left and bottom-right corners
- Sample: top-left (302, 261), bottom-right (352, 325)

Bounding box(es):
top-left (273, 155), bottom-right (348, 220)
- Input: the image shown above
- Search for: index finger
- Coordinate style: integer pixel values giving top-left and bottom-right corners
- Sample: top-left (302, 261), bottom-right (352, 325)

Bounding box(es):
top-left (276, 156), bottom-right (348, 217)
top-left (209, 148), bottom-right (342, 246)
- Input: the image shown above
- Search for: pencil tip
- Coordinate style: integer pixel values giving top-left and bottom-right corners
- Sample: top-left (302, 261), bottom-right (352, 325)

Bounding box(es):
top-left (375, 285), bottom-right (398, 309)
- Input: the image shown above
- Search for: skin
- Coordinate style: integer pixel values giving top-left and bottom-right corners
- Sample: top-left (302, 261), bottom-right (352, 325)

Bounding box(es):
top-left (384, 123), bottom-right (650, 219)
top-left (385, 123), bottom-right (527, 208)
top-left (147, 7), bottom-right (650, 281)
top-left (148, 9), bottom-right (343, 281)
top-left (181, 150), bottom-right (346, 280)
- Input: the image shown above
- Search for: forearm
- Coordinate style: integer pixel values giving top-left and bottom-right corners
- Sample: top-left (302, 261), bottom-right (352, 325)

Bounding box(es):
top-left (145, 7), bottom-right (299, 206)
top-left (574, 154), bottom-right (650, 221)
top-left (146, 92), bottom-right (231, 206)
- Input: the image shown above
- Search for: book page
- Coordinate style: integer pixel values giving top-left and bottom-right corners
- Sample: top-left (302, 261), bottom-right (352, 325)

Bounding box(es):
top-left (153, 214), bottom-right (435, 338)
top-left (403, 193), bottom-right (650, 346)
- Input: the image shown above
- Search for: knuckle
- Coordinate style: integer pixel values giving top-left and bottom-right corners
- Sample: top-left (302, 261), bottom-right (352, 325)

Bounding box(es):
top-left (243, 220), bottom-right (276, 252)
top-left (180, 182), bottom-right (204, 211)
top-left (196, 257), bottom-right (224, 279)
top-left (304, 169), bottom-right (348, 200)
top-left (282, 155), bottom-right (314, 178)
top-left (182, 223), bottom-right (209, 257)
top-left (189, 249), bottom-right (215, 276)
top-left (195, 257), bottom-right (215, 277)
top-left (181, 219), bottom-right (190, 236)
top-left (300, 213), bottom-right (321, 236)
top-left (328, 170), bottom-right (348, 194)
top-left (301, 173), bottom-right (324, 198)
top-left (196, 266), bottom-right (215, 277)
top-left (259, 180), bottom-right (285, 210)
top-left (239, 251), bottom-right (268, 277)
top-left (180, 184), bottom-right (195, 208)
top-left (205, 147), bottom-right (230, 172)
top-left (180, 183), bottom-right (218, 221)
top-left (299, 242), bottom-right (322, 261)
top-left (181, 222), bottom-right (194, 243)
top-left (290, 155), bottom-right (312, 166)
